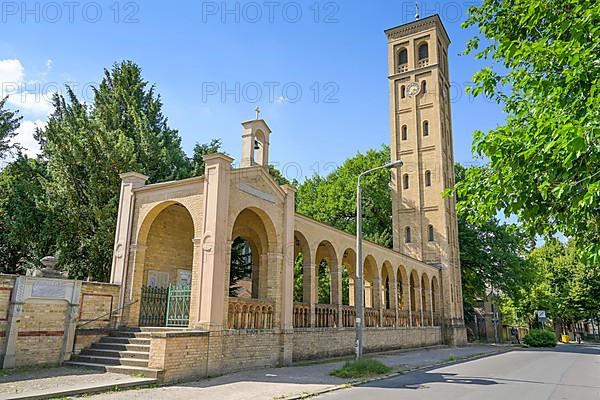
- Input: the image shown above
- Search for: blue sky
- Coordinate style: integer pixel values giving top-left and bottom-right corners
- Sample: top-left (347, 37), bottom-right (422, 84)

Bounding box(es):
top-left (1, 0), bottom-right (504, 180)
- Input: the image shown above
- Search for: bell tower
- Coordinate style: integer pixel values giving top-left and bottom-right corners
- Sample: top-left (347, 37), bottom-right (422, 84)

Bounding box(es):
top-left (385, 15), bottom-right (466, 343)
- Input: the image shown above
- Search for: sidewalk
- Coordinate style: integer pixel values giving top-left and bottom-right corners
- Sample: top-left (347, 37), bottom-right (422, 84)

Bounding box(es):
top-left (0, 345), bottom-right (507, 400)
top-left (83, 345), bottom-right (505, 400)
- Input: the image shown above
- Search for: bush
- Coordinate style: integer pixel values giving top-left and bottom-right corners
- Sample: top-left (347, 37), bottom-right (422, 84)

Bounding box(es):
top-left (523, 329), bottom-right (557, 347)
top-left (331, 358), bottom-right (392, 379)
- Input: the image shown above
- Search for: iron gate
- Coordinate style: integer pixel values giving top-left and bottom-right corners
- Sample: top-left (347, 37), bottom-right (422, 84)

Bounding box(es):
top-left (166, 285), bottom-right (191, 327)
top-left (140, 286), bottom-right (168, 326)
top-left (139, 284), bottom-right (191, 327)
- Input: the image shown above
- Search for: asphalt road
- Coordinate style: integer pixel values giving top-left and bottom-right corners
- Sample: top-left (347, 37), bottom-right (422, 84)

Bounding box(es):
top-left (318, 344), bottom-right (600, 400)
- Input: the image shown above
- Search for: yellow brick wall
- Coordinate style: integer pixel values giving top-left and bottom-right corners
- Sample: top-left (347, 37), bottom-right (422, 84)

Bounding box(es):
top-left (292, 327), bottom-right (442, 361)
top-left (15, 302), bottom-right (68, 367)
top-left (0, 275), bottom-right (16, 360)
top-left (149, 333), bottom-right (209, 382)
top-left (143, 205), bottom-right (194, 286)
top-left (79, 282), bottom-right (120, 328)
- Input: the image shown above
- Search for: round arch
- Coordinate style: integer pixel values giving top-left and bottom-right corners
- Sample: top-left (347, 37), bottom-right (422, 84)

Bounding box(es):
top-left (341, 248), bottom-right (356, 306)
top-left (293, 231), bottom-right (311, 303)
top-left (381, 261), bottom-right (394, 310)
top-left (229, 208), bottom-right (278, 300)
top-left (363, 255), bottom-right (378, 309)
top-left (315, 240), bottom-right (337, 305)
top-left (409, 269), bottom-right (421, 326)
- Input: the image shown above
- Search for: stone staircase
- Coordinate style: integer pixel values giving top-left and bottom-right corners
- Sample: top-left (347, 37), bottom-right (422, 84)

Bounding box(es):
top-left (66, 328), bottom-right (163, 379)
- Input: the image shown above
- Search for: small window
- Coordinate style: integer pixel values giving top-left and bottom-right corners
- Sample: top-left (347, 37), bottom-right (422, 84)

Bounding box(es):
top-left (421, 80), bottom-right (427, 94)
top-left (403, 174), bottom-right (409, 189)
top-left (398, 48), bottom-right (408, 65)
top-left (423, 121), bottom-right (429, 136)
top-left (428, 225), bottom-right (435, 242)
top-left (401, 85), bottom-right (406, 99)
top-left (425, 170), bottom-right (432, 187)
top-left (405, 227), bottom-right (412, 243)
top-left (418, 43), bottom-right (429, 60)
top-left (401, 125), bottom-right (407, 141)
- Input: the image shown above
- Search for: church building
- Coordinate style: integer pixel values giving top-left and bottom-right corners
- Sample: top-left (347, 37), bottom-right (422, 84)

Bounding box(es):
top-left (93, 15), bottom-right (467, 382)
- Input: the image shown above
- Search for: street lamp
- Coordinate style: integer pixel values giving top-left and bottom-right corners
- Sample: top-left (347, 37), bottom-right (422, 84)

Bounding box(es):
top-left (355, 159), bottom-right (403, 359)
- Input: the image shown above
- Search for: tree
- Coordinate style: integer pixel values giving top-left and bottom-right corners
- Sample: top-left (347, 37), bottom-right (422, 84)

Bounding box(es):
top-left (0, 156), bottom-right (55, 273)
top-left (455, 164), bottom-right (534, 323)
top-left (458, 0), bottom-right (600, 262)
top-left (191, 139), bottom-right (223, 176)
top-left (296, 145), bottom-right (393, 247)
top-left (0, 96), bottom-right (22, 158)
top-left (38, 61), bottom-right (196, 280)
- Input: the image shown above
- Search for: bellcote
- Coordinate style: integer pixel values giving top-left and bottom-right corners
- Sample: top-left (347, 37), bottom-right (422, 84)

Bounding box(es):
top-left (240, 119), bottom-right (272, 168)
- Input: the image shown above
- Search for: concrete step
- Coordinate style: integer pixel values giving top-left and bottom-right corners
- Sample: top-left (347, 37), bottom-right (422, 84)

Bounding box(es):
top-left (110, 330), bottom-right (152, 339)
top-left (71, 354), bottom-right (149, 368)
top-left (138, 326), bottom-right (188, 332)
top-left (91, 342), bottom-right (150, 352)
top-left (99, 336), bottom-right (150, 345)
top-left (65, 361), bottom-right (163, 379)
top-left (80, 348), bottom-right (150, 360)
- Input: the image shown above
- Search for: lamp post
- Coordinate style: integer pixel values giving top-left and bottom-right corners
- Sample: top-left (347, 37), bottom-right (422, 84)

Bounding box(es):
top-left (355, 159), bottom-right (403, 359)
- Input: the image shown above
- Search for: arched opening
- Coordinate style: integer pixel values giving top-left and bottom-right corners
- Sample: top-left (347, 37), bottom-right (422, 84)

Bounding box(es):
top-left (315, 241), bottom-right (337, 305)
top-left (428, 224), bottom-right (435, 241)
top-left (410, 270), bottom-right (421, 326)
top-left (254, 129), bottom-right (267, 165)
top-left (398, 48), bottom-right (408, 72)
top-left (418, 43), bottom-right (429, 61)
top-left (228, 207), bottom-right (277, 330)
top-left (230, 208), bottom-right (276, 300)
top-left (364, 255), bottom-right (379, 327)
top-left (137, 202), bottom-right (194, 327)
top-left (381, 261), bottom-right (395, 327)
top-left (293, 231), bottom-right (311, 303)
top-left (405, 226), bottom-right (412, 243)
top-left (423, 121), bottom-right (429, 136)
top-left (403, 174), bottom-right (409, 189)
top-left (341, 248), bottom-right (356, 306)
top-left (421, 80), bottom-right (427, 94)
top-left (401, 125), bottom-right (408, 140)
top-left (401, 85), bottom-right (406, 99)
top-left (397, 266), bottom-right (409, 326)
top-left (425, 170), bottom-right (432, 187)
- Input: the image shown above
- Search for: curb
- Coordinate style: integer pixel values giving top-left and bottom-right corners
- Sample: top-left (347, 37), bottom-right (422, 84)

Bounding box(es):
top-left (283, 348), bottom-right (512, 400)
top-left (2, 378), bottom-right (157, 400)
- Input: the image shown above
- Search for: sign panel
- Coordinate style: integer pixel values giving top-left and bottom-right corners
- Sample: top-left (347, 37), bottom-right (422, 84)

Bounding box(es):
top-left (31, 280), bottom-right (66, 298)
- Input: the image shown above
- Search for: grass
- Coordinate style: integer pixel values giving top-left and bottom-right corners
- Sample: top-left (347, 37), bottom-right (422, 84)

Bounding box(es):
top-left (330, 358), bottom-right (392, 379)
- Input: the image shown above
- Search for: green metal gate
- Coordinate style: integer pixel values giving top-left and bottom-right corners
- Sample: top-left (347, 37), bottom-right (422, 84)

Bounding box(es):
top-left (139, 286), bottom-right (168, 326)
top-left (166, 285), bottom-right (191, 327)
top-left (139, 284), bottom-right (191, 327)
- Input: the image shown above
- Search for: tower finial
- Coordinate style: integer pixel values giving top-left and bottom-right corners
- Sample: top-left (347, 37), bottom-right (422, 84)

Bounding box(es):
top-left (255, 106), bottom-right (261, 120)
top-left (415, 2), bottom-right (420, 20)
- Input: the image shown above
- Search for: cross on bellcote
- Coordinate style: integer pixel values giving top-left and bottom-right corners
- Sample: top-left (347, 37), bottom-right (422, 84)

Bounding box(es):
top-left (255, 106), bottom-right (261, 120)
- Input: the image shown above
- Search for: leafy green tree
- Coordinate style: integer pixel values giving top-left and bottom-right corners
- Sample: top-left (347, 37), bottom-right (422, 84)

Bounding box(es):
top-left (229, 237), bottom-right (253, 297)
top-left (0, 96), bottom-right (22, 158)
top-left (296, 145), bottom-right (393, 247)
top-left (0, 156), bottom-right (55, 273)
top-left (38, 61), bottom-right (197, 280)
top-left (455, 164), bottom-right (534, 324)
top-left (317, 260), bottom-right (331, 304)
top-left (293, 253), bottom-right (304, 303)
top-left (191, 139), bottom-right (223, 177)
top-left (458, 0), bottom-right (600, 262)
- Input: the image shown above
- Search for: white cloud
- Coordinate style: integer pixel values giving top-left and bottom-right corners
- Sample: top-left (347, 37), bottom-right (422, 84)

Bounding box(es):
top-left (0, 58), bottom-right (54, 117)
top-left (0, 59), bottom-right (24, 87)
top-left (12, 120), bottom-right (45, 158)
top-left (46, 59), bottom-right (53, 71)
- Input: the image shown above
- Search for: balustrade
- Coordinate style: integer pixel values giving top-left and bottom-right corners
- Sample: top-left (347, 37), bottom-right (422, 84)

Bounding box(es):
top-left (382, 309), bottom-right (396, 327)
top-left (315, 304), bottom-right (338, 328)
top-left (398, 310), bottom-right (410, 327)
top-left (364, 307), bottom-right (380, 327)
top-left (341, 305), bottom-right (355, 327)
top-left (432, 312), bottom-right (442, 327)
top-left (227, 298), bottom-right (274, 330)
top-left (293, 303), bottom-right (310, 328)
top-left (411, 312), bottom-right (422, 327)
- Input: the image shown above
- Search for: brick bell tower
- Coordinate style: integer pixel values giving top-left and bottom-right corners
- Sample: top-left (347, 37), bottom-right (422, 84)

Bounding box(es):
top-left (385, 14), bottom-right (466, 344)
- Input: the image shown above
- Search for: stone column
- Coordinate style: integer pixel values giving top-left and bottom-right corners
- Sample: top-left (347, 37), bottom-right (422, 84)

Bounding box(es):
top-left (390, 273), bottom-right (398, 327)
top-left (193, 153), bottom-right (233, 331)
top-left (188, 238), bottom-right (204, 328)
top-left (404, 283), bottom-right (412, 327)
top-left (331, 259), bottom-right (342, 328)
top-left (124, 244), bottom-right (147, 327)
top-left (418, 286), bottom-right (424, 327)
top-left (280, 185), bottom-right (295, 365)
top-left (372, 277), bottom-right (381, 327)
top-left (110, 172), bottom-right (148, 318)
